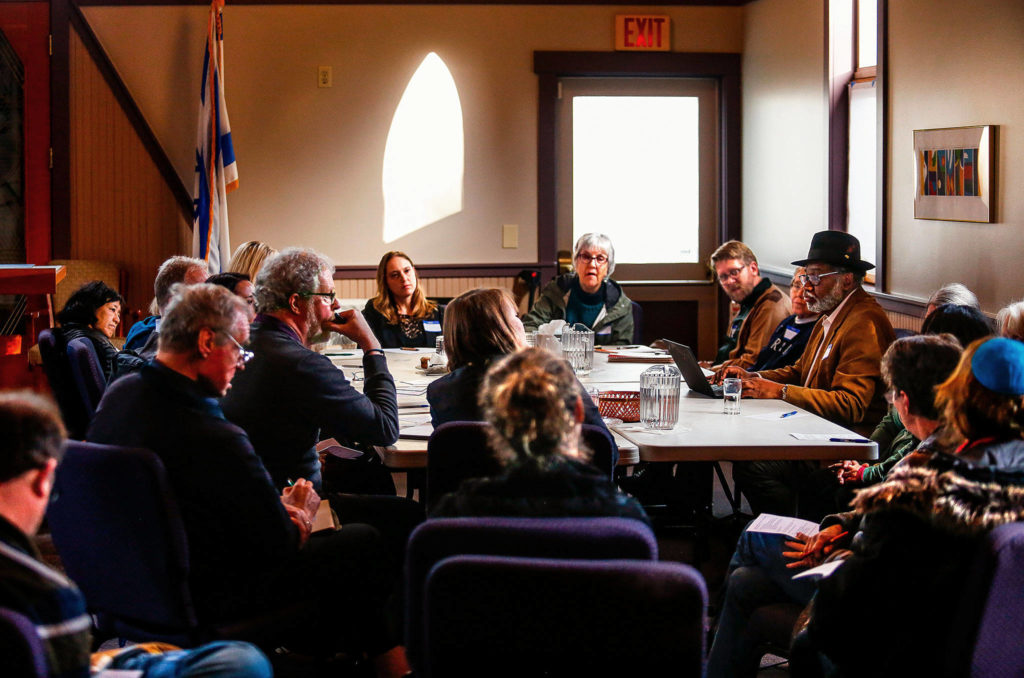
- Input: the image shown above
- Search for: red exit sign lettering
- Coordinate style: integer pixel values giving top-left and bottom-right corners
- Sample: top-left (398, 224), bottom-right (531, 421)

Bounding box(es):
top-left (615, 15), bottom-right (670, 51)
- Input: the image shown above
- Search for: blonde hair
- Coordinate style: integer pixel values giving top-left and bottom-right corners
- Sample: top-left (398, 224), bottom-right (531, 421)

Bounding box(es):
top-left (481, 347), bottom-right (587, 463)
top-left (997, 300), bottom-right (1024, 341)
top-left (227, 241), bottom-right (277, 280)
top-left (370, 251), bottom-right (437, 324)
top-left (710, 240), bottom-right (758, 268)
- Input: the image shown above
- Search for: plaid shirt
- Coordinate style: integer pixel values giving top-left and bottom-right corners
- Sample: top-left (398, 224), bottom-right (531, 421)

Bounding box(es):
top-left (0, 516), bottom-right (93, 678)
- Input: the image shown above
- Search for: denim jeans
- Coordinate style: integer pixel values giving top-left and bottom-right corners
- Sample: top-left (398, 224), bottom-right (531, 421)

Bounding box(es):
top-left (105, 641), bottom-right (271, 678)
top-left (706, 528), bottom-right (819, 678)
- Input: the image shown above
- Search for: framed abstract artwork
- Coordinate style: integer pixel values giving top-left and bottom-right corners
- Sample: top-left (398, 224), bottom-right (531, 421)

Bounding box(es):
top-left (914, 125), bottom-right (996, 222)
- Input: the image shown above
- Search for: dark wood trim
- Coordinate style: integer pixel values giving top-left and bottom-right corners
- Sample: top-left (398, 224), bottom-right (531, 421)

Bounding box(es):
top-left (50, 0), bottom-right (71, 259)
top-left (826, 0), bottom-right (850, 232)
top-left (536, 72), bottom-right (558, 268)
top-left (333, 262), bottom-right (556, 280)
top-left (68, 3), bottom-right (193, 221)
top-left (74, 0), bottom-right (749, 5)
top-left (875, 0), bottom-right (888, 291)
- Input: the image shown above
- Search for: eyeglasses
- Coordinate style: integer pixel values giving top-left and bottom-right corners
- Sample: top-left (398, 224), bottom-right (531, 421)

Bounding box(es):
top-left (884, 388), bottom-right (900, 404)
top-left (300, 291), bottom-right (337, 303)
top-left (798, 271), bottom-right (842, 287)
top-left (222, 332), bottom-right (254, 367)
top-left (717, 264), bottom-right (748, 283)
top-left (576, 253), bottom-right (609, 265)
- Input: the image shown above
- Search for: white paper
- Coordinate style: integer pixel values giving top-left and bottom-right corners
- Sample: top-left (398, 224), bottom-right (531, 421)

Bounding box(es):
top-left (792, 559), bottom-right (844, 580)
top-left (400, 422), bottom-right (435, 440)
top-left (748, 411), bottom-right (808, 421)
top-left (746, 512), bottom-right (820, 538)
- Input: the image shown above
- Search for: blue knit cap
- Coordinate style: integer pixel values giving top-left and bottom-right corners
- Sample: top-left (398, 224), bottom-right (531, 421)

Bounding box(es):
top-left (971, 338), bottom-right (1024, 396)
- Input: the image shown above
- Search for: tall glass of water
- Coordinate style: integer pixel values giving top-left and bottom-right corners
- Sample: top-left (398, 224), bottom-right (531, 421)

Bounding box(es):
top-left (561, 323), bottom-right (594, 376)
top-left (723, 377), bottom-right (742, 415)
top-left (640, 364), bottom-right (681, 430)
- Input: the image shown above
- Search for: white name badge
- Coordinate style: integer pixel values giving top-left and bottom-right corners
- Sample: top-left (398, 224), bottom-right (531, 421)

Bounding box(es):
top-left (423, 321), bottom-right (442, 333)
top-left (822, 343), bottom-right (833, 360)
top-left (783, 327), bottom-right (798, 341)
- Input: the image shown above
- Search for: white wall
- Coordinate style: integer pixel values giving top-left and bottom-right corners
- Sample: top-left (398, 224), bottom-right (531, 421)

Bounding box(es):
top-left (740, 0), bottom-right (826, 273)
top-left (82, 4), bottom-right (743, 267)
top-left (887, 0), bottom-right (1024, 311)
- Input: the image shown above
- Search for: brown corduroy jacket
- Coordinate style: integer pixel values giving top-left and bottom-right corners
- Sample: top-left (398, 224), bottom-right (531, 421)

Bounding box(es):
top-left (757, 286), bottom-right (895, 435)
top-left (719, 282), bottom-right (791, 371)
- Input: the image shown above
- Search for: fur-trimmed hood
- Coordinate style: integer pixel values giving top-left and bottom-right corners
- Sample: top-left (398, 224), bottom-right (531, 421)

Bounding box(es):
top-left (850, 451), bottom-right (1024, 535)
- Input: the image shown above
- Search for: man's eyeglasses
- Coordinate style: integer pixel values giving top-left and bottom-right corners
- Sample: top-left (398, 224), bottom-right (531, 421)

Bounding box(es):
top-left (717, 264), bottom-right (748, 283)
top-left (300, 291), bottom-right (337, 303)
top-left (884, 388), bottom-right (899, 404)
top-left (222, 332), bottom-right (254, 367)
top-left (576, 253), bottom-right (609, 265)
top-left (798, 271), bottom-right (842, 287)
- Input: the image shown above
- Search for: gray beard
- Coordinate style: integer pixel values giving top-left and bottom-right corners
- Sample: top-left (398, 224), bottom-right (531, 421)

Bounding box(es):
top-left (806, 282), bottom-right (847, 314)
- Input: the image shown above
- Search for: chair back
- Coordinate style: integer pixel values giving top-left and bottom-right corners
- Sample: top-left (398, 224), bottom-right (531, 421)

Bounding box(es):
top-left (425, 421), bottom-right (501, 510)
top-left (37, 328), bottom-right (89, 439)
top-left (0, 607), bottom-right (48, 678)
top-left (423, 555), bottom-right (707, 677)
top-left (581, 423), bottom-right (616, 479)
top-left (964, 522), bottom-right (1024, 677)
top-left (405, 516), bottom-right (657, 669)
top-left (66, 337), bottom-right (107, 421)
top-left (630, 300), bottom-right (644, 344)
top-left (47, 441), bottom-right (199, 642)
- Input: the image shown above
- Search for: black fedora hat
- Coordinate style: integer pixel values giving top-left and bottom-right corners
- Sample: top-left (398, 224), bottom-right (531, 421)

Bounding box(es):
top-left (791, 230), bottom-right (875, 272)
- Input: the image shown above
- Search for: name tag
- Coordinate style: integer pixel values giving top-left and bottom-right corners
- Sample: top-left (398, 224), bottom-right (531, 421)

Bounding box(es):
top-left (822, 343), bottom-right (833, 360)
top-left (423, 320), bottom-right (442, 333)
top-left (596, 326), bottom-right (612, 336)
top-left (783, 327), bottom-right (798, 341)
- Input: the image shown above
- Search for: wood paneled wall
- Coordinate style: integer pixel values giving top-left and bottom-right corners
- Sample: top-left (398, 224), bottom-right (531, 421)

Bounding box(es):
top-left (68, 28), bottom-right (189, 319)
top-left (335, 277), bottom-right (516, 302)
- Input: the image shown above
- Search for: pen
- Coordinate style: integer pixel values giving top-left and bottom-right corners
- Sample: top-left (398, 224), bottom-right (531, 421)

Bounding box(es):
top-left (399, 404), bottom-right (430, 409)
top-left (286, 478), bottom-right (295, 487)
top-left (828, 530), bottom-right (849, 543)
top-left (780, 411), bottom-right (798, 418)
top-left (829, 438), bottom-right (872, 443)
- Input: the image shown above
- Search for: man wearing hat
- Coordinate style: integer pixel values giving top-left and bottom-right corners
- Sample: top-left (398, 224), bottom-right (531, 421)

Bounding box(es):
top-left (721, 231), bottom-right (896, 518)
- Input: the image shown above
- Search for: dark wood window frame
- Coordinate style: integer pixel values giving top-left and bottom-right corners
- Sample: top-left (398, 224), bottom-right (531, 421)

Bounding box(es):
top-left (533, 51), bottom-right (742, 276)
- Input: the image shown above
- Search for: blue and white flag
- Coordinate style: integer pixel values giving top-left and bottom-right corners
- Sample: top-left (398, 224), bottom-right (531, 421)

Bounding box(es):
top-left (192, 0), bottom-right (237, 274)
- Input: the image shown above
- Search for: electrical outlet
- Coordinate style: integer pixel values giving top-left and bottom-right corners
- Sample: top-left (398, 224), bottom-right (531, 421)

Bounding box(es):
top-left (317, 66), bottom-right (332, 88)
top-left (502, 224), bottom-right (519, 249)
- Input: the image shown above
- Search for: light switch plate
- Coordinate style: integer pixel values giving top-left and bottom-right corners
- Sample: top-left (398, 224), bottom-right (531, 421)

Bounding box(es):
top-left (502, 224), bottom-right (519, 249)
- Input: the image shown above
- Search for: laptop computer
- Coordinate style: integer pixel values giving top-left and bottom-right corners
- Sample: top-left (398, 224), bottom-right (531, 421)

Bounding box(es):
top-left (662, 339), bottom-right (723, 398)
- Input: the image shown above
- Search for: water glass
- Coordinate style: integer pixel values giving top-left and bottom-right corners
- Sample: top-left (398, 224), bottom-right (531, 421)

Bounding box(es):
top-left (723, 377), bottom-right (742, 415)
top-left (561, 323), bottom-right (595, 376)
top-left (640, 364), bottom-right (681, 430)
top-left (536, 333), bottom-right (561, 355)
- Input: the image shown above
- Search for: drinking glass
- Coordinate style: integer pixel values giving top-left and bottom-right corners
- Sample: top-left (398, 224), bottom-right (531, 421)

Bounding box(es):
top-left (561, 323), bottom-right (595, 376)
top-left (639, 364), bottom-right (681, 430)
top-left (723, 377), bottom-right (742, 415)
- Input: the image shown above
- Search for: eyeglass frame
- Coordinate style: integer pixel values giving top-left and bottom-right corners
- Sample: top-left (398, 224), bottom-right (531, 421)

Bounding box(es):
top-left (716, 263), bottom-right (750, 283)
top-left (884, 387), bottom-right (901, 405)
top-left (299, 290), bottom-right (337, 303)
top-left (221, 332), bottom-right (254, 367)
top-left (575, 252), bottom-right (609, 266)
top-left (798, 271), bottom-right (843, 287)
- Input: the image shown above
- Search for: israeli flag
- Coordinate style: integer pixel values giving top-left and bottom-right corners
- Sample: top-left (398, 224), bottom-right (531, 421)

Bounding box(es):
top-left (192, 0), bottom-right (238, 274)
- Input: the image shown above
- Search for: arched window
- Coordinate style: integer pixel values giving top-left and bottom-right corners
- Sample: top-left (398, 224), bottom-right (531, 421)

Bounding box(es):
top-left (382, 52), bottom-right (464, 243)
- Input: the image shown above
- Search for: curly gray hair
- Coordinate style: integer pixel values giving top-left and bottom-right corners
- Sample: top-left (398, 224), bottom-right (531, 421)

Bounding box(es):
top-left (254, 248), bottom-right (334, 313)
top-left (572, 233), bottom-right (616, 278)
top-left (159, 283), bottom-right (247, 355)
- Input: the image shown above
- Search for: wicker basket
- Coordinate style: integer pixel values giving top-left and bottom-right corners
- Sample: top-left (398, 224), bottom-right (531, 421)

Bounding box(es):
top-left (598, 391), bottom-right (640, 423)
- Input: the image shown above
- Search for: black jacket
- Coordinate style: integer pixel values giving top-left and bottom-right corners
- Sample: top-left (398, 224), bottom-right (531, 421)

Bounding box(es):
top-left (361, 301), bottom-right (444, 349)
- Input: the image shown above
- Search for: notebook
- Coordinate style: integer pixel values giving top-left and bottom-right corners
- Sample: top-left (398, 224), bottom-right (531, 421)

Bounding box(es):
top-left (662, 339), bottom-right (723, 398)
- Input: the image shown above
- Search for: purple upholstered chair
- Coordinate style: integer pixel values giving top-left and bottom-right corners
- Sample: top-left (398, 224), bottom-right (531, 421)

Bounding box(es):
top-left (37, 328), bottom-right (89, 439)
top-left (0, 608), bottom-right (48, 678)
top-left (66, 337), bottom-right (107, 422)
top-left (423, 555), bottom-right (707, 677)
top-left (47, 441), bottom-right (309, 648)
top-left (404, 516), bottom-right (658, 671)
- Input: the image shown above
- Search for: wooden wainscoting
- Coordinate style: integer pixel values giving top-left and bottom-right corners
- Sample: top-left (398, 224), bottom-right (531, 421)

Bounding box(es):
top-left (68, 28), bottom-right (189, 317)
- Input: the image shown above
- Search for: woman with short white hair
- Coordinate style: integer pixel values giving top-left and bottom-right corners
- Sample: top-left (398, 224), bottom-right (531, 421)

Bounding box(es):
top-left (522, 233), bottom-right (634, 344)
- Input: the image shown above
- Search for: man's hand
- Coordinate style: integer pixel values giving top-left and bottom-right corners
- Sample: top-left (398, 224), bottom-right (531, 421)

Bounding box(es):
top-left (736, 375), bottom-right (785, 399)
top-left (323, 309), bottom-right (382, 353)
top-left (782, 524), bottom-right (846, 569)
top-left (281, 477), bottom-right (321, 516)
top-left (829, 460), bottom-right (866, 485)
top-left (283, 503), bottom-right (313, 544)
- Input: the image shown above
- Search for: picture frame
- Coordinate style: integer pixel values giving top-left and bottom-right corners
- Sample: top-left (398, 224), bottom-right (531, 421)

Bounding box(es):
top-left (914, 125), bottom-right (996, 222)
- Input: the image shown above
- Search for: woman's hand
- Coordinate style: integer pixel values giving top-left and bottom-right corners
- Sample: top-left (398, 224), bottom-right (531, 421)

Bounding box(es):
top-left (782, 524), bottom-right (846, 569)
top-left (829, 460), bottom-right (866, 485)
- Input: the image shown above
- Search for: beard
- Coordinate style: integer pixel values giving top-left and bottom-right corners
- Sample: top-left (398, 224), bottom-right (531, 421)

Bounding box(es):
top-left (806, 281), bottom-right (847, 314)
top-left (304, 302), bottom-right (324, 344)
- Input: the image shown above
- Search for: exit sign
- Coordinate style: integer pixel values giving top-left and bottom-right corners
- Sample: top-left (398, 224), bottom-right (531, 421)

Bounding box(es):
top-left (615, 15), bottom-right (670, 51)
